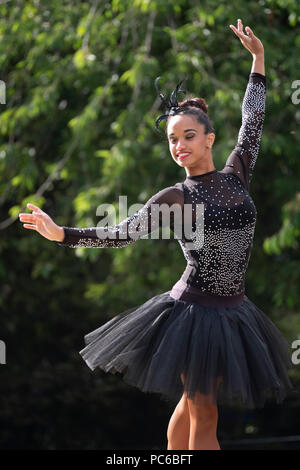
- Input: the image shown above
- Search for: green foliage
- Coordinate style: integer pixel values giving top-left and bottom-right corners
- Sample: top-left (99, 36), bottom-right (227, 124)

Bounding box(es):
top-left (1, 0), bottom-right (300, 450)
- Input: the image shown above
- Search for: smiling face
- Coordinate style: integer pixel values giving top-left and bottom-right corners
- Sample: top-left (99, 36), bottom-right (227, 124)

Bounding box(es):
top-left (167, 114), bottom-right (215, 173)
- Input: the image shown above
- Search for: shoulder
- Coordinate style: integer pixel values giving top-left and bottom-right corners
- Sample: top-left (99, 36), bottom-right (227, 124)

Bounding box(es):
top-left (173, 182), bottom-right (185, 192)
top-left (153, 182), bottom-right (184, 196)
top-left (146, 183), bottom-right (185, 206)
top-left (218, 168), bottom-right (249, 191)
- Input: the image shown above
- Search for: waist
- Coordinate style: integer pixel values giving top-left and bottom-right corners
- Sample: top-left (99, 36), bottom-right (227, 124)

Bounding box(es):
top-left (170, 279), bottom-right (245, 308)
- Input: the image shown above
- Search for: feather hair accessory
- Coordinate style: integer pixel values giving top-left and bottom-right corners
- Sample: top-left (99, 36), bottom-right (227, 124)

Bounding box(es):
top-left (154, 76), bottom-right (187, 130)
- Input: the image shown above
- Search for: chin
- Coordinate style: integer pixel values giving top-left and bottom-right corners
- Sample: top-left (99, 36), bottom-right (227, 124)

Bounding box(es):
top-left (177, 157), bottom-right (195, 166)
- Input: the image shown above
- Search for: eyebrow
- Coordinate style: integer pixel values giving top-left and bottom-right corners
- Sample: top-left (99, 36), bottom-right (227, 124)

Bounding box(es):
top-left (168, 129), bottom-right (197, 137)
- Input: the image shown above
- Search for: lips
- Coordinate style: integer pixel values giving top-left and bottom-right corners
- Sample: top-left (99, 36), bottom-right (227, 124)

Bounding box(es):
top-left (177, 152), bottom-right (191, 160)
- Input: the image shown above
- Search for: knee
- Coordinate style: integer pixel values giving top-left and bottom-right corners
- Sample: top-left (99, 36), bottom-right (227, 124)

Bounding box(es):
top-left (177, 395), bottom-right (189, 414)
top-left (188, 404), bottom-right (218, 429)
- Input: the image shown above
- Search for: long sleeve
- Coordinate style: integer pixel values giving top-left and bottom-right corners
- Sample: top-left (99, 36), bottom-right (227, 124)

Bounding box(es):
top-left (56, 184), bottom-right (184, 248)
top-left (222, 72), bottom-right (266, 191)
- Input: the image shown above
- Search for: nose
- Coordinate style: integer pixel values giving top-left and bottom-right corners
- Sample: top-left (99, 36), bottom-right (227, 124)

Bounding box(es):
top-left (176, 141), bottom-right (187, 152)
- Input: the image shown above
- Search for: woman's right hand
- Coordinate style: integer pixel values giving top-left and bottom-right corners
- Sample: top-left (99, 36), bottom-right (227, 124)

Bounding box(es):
top-left (18, 203), bottom-right (65, 242)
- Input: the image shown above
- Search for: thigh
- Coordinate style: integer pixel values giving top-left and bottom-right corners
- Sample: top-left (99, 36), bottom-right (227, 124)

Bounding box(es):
top-left (180, 373), bottom-right (223, 406)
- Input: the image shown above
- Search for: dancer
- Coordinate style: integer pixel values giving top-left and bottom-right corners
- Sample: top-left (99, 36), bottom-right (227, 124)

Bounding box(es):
top-left (19, 20), bottom-right (296, 450)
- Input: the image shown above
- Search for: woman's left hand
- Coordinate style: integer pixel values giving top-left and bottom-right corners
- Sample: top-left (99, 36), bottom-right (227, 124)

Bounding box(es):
top-left (229, 19), bottom-right (264, 56)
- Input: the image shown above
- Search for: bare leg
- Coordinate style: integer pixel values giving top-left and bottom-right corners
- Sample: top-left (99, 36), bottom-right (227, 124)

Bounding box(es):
top-left (167, 373), bottom-right (190, 450)
top-left (188, 402), bottom-right (220, 450)
top-left (186, 376), bottom-right (222, 450)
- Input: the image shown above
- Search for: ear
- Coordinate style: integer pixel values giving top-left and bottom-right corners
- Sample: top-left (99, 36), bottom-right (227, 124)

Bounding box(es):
top-left (208, 133), bottom-right (215, 147)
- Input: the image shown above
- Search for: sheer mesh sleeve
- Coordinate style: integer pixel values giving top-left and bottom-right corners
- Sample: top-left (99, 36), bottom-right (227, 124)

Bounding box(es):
top-left (222, 72), bottom-right (266, 191)
top-left (56, 184), bottom-right (184, 248)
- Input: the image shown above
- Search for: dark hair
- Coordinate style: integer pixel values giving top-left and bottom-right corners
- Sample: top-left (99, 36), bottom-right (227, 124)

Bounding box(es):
top-left (154, 76), bottom-right (215, 137)
top-left (165, 97), bottom-right (215, 136)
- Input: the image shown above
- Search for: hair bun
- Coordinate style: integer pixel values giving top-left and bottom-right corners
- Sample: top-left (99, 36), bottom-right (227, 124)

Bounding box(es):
top-left (178, 97), bottom-right (208, 114)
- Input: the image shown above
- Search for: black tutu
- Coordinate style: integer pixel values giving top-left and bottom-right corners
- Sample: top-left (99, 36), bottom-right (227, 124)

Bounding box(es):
top-left (79, 291), bottom-right (296, 409)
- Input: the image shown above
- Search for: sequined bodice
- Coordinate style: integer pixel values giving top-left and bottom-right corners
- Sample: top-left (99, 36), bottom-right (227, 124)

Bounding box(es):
top-left (57, 72), bottom-right (266, 300)
top-left (171, 170), bottom-right (257, 296)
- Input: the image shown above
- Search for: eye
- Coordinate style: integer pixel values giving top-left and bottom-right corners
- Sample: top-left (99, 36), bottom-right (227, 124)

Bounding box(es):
top-left (170, 134), bottom-right (195, 143)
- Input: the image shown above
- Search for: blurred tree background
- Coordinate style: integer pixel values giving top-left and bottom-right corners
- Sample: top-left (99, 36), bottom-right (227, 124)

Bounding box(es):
top-left (0, 0), bottom-right (299, 450)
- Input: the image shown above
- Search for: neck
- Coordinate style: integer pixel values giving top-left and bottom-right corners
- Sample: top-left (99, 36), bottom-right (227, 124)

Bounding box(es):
top-left (185, 151), bottom-right (215, 177)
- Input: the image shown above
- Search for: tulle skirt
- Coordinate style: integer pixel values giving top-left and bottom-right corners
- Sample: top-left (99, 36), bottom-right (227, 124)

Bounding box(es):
top-left (79, 291), bottom-right (296, 409)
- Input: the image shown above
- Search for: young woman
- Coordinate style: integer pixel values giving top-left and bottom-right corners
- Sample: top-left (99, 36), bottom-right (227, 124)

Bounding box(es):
top-left (19, 20), bottom-right (296, 450)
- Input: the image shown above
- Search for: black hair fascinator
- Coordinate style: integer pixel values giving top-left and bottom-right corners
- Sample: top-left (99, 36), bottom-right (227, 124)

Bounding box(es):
top-left (154, 76), bottom-right (187, 131)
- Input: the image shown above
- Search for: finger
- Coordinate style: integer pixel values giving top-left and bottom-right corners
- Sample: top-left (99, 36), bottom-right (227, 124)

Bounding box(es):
top-left (19, 213), bottom-right (41, 221)
top-left (238, 18), bottom-right (243, 33)
top-left (19, 215), bottom-right (29, 222)
top-left (230, 23), bottom-right (246, 38)
top-left (238, 19), bottom-right (249, 39)
top-left (20, 217), bottom-right (40, 224)
top-left (27, 203), bottom-right (42, 213)
top-left (238, 20), bottom-right (249, 39)
top-left (245, 26), bottom-right (254, 37)
top-left (229, 24), bottom-right (239, 35)
top-left (23, 224), bottom-right (37, 229)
